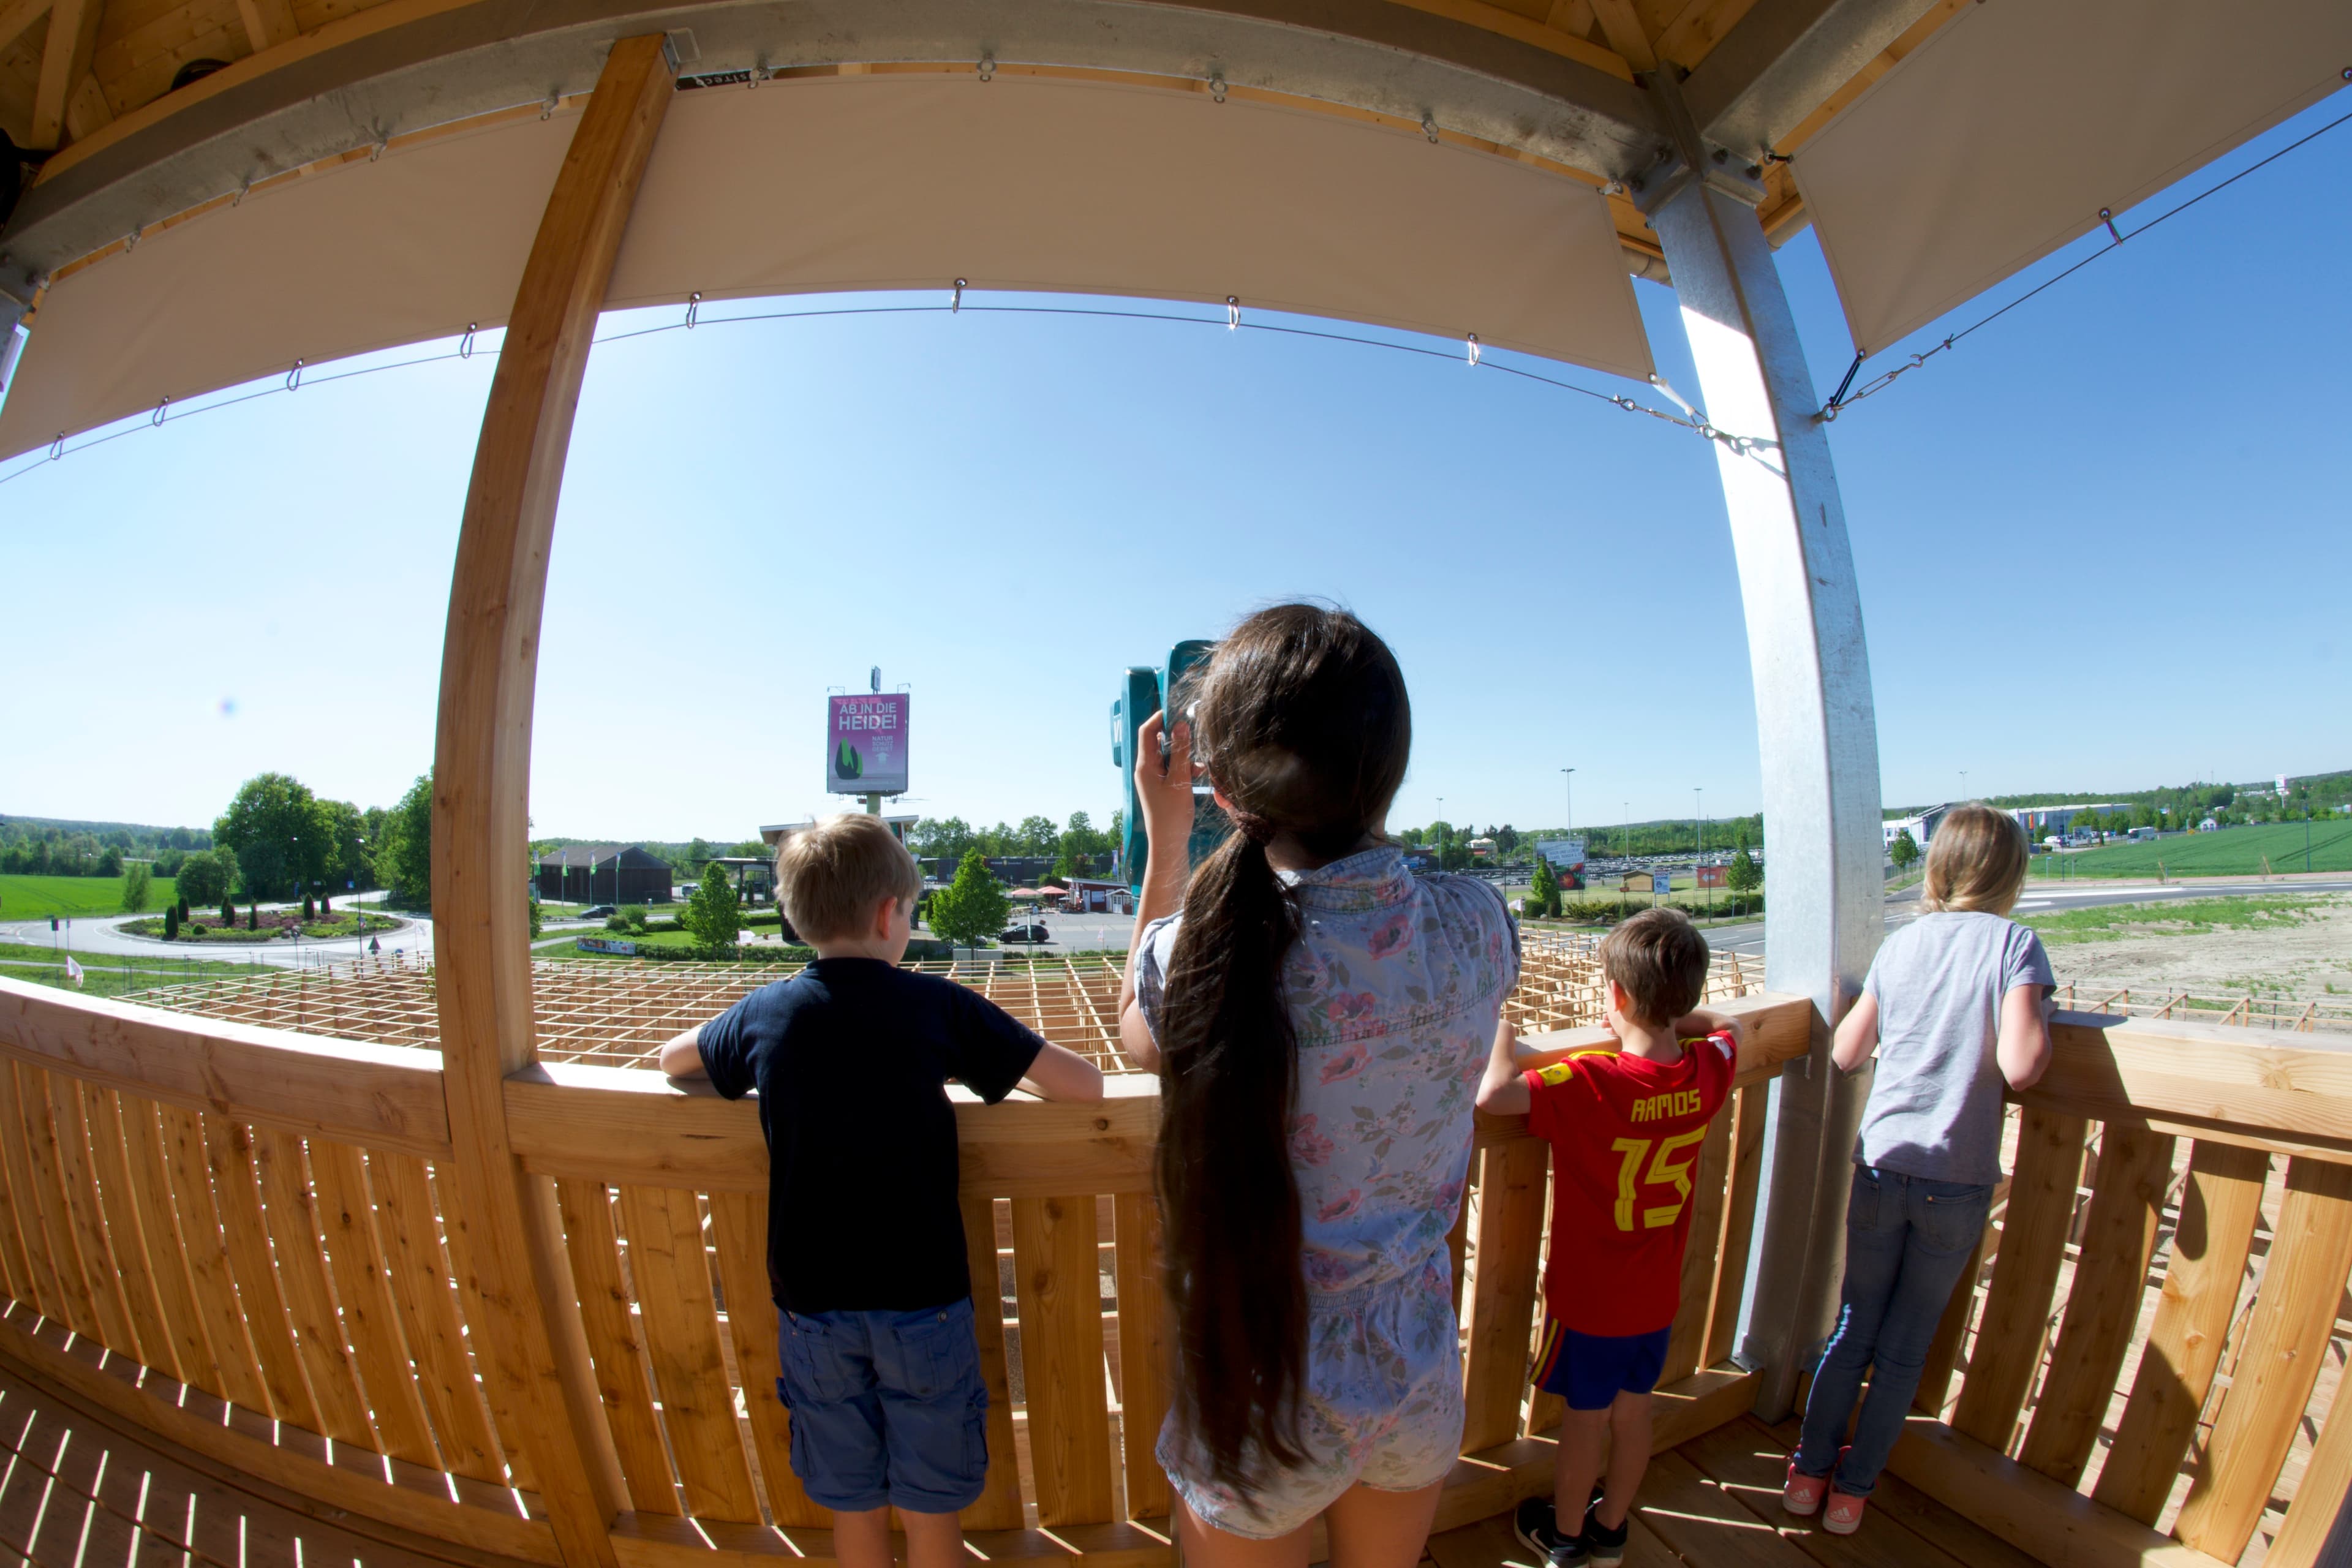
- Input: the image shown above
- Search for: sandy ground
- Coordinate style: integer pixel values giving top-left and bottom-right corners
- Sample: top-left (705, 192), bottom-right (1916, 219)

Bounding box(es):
top-left (2042, 892), bottom-right (2352, 997)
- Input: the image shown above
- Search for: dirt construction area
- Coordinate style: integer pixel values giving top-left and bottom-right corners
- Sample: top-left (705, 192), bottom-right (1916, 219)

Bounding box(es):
top-left (2021, 892), bottom-right (2352, 999)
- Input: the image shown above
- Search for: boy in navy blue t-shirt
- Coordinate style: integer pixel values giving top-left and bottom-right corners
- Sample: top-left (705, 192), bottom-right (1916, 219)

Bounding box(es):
top-left (660, 815), bottom-right (1102, 1568)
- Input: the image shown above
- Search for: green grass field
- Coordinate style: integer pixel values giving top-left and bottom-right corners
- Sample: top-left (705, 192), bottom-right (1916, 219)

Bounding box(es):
top-left (2029, 821), bottom-right (2352, 880)
top-left (0, 872), bottom-right (180, 919)
top-left (0, 941), bottom-right (265, 997)
top-left (2016, 894), bottom-right (2339, 947)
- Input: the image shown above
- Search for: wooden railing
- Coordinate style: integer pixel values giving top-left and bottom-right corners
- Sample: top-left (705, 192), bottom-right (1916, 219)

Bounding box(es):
top-left (11, 975), bottom-right (2350, 1566)
top-left (0, 975), bottom-right (1804, 1568)
top-left (1884, 1011), bottom-right (2352, 1567)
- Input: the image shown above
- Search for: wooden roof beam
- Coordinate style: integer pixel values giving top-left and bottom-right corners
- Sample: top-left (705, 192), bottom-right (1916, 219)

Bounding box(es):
top-left (28, 0), bottom-right (102, 150)
top-left (0, 0), bottom-right (51, 55)
top-left (236, 0), bottom-right (300, 53)
top-left (1681, 0), bottom-right (1941, 159)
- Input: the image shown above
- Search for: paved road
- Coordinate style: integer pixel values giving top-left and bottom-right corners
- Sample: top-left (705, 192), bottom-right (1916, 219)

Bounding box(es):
top-left (0, 890), bottom-right (434, 970)
top-left (1697, 876), bottom-right (2352, 960)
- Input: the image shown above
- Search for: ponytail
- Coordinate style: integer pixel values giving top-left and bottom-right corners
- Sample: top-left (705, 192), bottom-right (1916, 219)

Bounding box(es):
top-left (1156, 826), bottom-right (1308, 1491)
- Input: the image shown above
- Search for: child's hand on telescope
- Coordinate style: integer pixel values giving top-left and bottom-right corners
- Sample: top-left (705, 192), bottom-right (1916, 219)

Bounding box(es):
top-left (1134, 710), bottom-right (1199, 845)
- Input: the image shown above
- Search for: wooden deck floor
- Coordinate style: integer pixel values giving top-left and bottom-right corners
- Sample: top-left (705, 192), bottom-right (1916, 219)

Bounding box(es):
top-left (1423, 1417), bottom-right (2045, 1568)
top-left (0, 1362), bottom-right (487, 1568)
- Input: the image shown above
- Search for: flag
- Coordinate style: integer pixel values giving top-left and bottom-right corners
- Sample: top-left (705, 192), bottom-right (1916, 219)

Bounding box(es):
top-left (64, 956), bottom-right (85, 987)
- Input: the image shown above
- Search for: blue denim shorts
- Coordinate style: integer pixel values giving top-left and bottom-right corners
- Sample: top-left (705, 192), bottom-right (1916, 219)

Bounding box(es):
top-left (1531, 1316), bottom-right (1670, 1411)
top-left (776, 1296), bottom-right (990, 1513)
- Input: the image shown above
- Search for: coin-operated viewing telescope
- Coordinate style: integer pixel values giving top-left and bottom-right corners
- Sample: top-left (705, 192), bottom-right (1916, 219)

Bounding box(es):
top-left (1110, 640), bottom-right (1234, 895)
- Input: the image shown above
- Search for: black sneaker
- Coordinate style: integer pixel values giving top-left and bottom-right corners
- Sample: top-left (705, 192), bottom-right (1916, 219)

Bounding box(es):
top-left (1513, 1496), bottom-right (1588, 1567)
top-left (1579, 1499), bottom-right (1629, 1568)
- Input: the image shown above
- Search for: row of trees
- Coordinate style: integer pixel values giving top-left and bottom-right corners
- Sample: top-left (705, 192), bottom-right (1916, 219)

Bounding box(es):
top-left (911, 812), bottom-right (1123, 877)
top-left (0, 819), bottom-right (214, 877)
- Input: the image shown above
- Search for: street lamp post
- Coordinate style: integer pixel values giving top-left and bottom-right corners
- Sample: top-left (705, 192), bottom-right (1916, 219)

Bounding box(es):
top-left (1695, 788), bottom-right (1706, 916)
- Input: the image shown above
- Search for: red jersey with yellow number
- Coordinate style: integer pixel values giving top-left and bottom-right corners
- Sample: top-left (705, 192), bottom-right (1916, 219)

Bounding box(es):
top-left (1524, 1031), bottom-right (1737, 1336)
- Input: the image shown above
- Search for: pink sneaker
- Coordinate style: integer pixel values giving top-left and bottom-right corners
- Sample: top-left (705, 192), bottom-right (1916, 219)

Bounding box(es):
top-left (1782, 1460), bottom-right (1828, 1516)
top-left (1822, 1489), bottom-right (1867, 1536)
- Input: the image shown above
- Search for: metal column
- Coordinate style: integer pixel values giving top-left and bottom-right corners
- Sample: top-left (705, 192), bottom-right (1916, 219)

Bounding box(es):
top-left (1639, 73), bottom-right (1883, 1420)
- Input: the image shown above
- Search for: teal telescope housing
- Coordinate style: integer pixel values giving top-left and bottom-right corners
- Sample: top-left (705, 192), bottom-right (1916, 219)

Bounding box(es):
top-left (1110, 640), bottom-right (1234, 894)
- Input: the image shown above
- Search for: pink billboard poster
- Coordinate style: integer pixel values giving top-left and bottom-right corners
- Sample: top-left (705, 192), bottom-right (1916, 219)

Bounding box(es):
top-left (826, 693), bottom-right (909, 794)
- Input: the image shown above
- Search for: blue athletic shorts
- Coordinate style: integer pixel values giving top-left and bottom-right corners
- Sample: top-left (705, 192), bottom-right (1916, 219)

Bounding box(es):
top-left (775, 1296), bottom-right (990, 1513)
top-left (1531, 1315), bottom-right (1670, 1411)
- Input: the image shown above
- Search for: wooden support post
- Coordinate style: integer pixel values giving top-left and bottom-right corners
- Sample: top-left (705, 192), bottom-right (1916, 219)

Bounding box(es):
top-left (429, 32), bottom-right (674, 1568)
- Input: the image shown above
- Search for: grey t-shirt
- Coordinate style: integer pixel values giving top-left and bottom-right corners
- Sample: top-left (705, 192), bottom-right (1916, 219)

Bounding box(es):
top-left (1853, 911), bottom-right (2055, 1185)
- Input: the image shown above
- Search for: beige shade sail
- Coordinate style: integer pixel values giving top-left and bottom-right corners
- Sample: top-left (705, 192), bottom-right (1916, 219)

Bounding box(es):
top-left (0, 72), bottom-right (1651, 464)
top-left (1793, 0), bottom-right (2352, 356)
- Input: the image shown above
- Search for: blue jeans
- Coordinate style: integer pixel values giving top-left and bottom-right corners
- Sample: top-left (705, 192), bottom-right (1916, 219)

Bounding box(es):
top-left (1794, 1166), bottom-right (1992, 1496)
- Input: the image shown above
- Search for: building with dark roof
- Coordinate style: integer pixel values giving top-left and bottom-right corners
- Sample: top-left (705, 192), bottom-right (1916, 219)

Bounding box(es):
top-left (535, 845), bottom-right (673, 905)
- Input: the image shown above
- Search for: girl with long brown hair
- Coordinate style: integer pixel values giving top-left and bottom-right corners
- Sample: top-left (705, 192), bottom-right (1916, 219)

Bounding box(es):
top-left (1115, 605), bottom-right (1519, 1568)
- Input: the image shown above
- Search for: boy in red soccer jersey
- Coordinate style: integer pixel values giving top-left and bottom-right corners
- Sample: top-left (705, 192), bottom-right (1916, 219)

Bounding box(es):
top-left (1475, 908), bottom-right (1746, 1567)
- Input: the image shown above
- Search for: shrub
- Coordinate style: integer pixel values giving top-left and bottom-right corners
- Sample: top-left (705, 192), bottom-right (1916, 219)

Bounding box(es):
top-left (163, 905), bottom-right (180, 940)
top-left (247, 903), bottom-right (258, 930)
top-left (606, 913), bottom-right (631, 932)
top-left (621, 905), bottom-right (650, 933)
top-left (682, 865), bottom-right (742, 949)
top-left (1520, 895), bottom-right (1549, 919)
top-left (221, 897), bottom-right (237, 927)
top-left (301, 893), bottom-right (315, 921)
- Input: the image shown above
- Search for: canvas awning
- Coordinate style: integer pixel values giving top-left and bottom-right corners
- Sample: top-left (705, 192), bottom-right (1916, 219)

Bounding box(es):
top-left (0, 72), bottom-right (1653, 463)
top-left (1792, 0), bottom-right (2352, 355)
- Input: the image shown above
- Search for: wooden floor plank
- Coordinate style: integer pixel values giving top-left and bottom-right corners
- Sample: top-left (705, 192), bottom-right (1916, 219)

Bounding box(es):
top-left (1427, 1501), bottom-right (1684, 1568)
top-left (1628, 1449), bottom-right (1823, 1568)
top-left (1758, 1418), bottom-right (2043, 1568)
top-left (1676, 1419), bottom-right (1970, 1568)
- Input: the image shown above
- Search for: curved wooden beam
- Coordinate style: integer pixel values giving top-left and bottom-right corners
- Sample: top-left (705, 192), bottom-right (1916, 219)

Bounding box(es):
top-left (428, 32), bottom-right (674, 1568)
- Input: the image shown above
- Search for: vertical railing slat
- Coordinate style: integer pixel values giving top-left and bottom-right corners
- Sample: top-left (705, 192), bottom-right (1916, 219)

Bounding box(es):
top-left (2092, 1139), bottom-right (2269, 1524)
top-left (2174, 1156), bottom-right (2352, 1562)
top-left (1460, 1142), bottom-right (1548, 1450)
top-left (959, 1194), bottom-right (1027, 1532)
top-left (706, 1187), bottom-right (831, 1528)
top-left (157, 1102), bottom-right (276, 1414)
top-left (116, 1095), bottom-right (221, 1399)
top-left (253, 1128), bottom-right (378, 1447)
top-left (372, 1150), bottom-right (505, 1482)
top-left (1912, 1210), bottom-right (1996, 1419)
top-left (1703, 1080), bottom-right (1770, 1368)
top-left (14, 1063), bottom-right (103, 1339)
top-left (1112, 1191), bottom-right (1171, 1521)
top-left (44, 1074), bottom-right (140, 1358)
top-left (202, 1112), bottom-right (322, 1430)
top-left (1951, 1107), bottom-right (2087, 1453)
top-left (2268, 1373), bottom-right (2352, 1568)
top-left (557, 1178), bottom-right (682, 1515)
top-left (615, 1183), bottom-right (760, 1521)
top-left (80, 1087), bottom-right (179, 1381)
top-left (0, 1063), bottom-right (68, 1322)
top-left (2016, 1126), bottom-right (2174, 1486)
top-left (307, 1139), bottom-right (443, 1469)
top-left (1011, 1193), bottom-right (1115, 1526)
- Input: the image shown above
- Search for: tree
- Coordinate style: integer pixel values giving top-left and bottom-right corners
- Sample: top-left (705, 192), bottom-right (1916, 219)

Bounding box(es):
top-left (246, 903), bottom-right (259, 930)
top-left (1016, 816), bottom-right (1059, 856)
top-left (301, 892), bottom-right (315, 921)
top-left (1496, 824), bottom-right (1521, 855)
top-left (683, 862), bottom-right (742, 951)
top-left (1427, 820), bottom-right (1455, 848)
top-left (215, 772), bottom-right (336, 899)
top-left (1728, 829), bottom-right (1765, 891)
top-left (929, 850), bottom-right (1009, 952)
top-left (379, 772), bottom-right (435, 910)
top-left (175, 849), bottom-right (233, 908)
top-left (221, 895), bottom-right (237, 927)
top-left (1886, 828), bottom-right (1918, 872)
top-left (120, 862), bottom-right (153, 913)
top-left (1531, 854), bottom-right (1560, 918)
top-left (96, 847), bottom-right (123, 877)
top-left (163, 903), bottom-right (180, 940)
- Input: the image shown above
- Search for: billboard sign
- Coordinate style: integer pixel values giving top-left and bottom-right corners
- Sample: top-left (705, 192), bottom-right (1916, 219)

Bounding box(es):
top-left (1697, 864), bottom-right (1728, 889)
top-left (1651, 872), bottom-right (1673, 895)
top-left (1534, 837), bottom-right (1587, 872)
top-left (826, 693), bottom-right (910, 795)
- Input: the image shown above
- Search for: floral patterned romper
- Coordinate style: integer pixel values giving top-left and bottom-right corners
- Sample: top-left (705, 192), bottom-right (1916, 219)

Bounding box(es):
top-left (1134, 845), bottom-right (1520, 1539)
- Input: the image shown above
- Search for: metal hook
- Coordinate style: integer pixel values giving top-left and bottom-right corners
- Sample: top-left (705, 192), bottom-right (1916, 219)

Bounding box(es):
top-left (47, 433), bottom-right (64, 461)
top-left (952, 278), bottom-right (967, 312)
top-left (285, 358), bottom-right (304, 391)
top-left (540, 92), bottom-right (559, 121)
top-left (1465, 332), bottom-right (1480, 366)
top-left (977, 55), bottom-right (995, 81)
top-left (1209, 73), bottom-right (1226, 103)
top-left (686, 290), bottom-right (703, 328)
top-left (370, 138), bottom-right (388, 162)
top-left (233, 176), bottom-right (254, 208)
top-left (123, 227), bottom-right (142, 252)
top-left (1422, 117), bottom-right (1439, 144)
top-left (151, 396), bottom-right (170, 427)
top-left (459, 322), bottom-right (478, 359)
top-left (2098, 206), bottom-right (2124, 243)
top-left (1227, 296), bottom-right (1239, 330)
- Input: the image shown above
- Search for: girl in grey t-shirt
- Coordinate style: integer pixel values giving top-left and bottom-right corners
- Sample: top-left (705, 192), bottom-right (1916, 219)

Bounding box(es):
top-left (1782, 805), bottom-right (2056, 1539)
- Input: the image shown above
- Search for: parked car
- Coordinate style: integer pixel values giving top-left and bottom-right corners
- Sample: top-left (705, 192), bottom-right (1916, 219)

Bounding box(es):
top-left (1000, 922), bottom-right (1050, 944)
top-left (583, 905), bottom-right (616, 918)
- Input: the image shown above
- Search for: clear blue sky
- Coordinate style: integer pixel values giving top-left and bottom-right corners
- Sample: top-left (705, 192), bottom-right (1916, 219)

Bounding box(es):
top-left (2, 97), bottom-right (2345, 844)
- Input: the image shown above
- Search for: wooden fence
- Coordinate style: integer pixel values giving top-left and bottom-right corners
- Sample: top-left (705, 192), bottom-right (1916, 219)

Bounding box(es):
top-left (2048, 982), bottom-right (2352, 1036)
top-left (2, 976), bottom-right (2349, 1566)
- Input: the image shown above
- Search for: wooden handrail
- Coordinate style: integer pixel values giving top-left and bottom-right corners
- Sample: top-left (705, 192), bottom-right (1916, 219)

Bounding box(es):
top-left (2019, 1011), bottom-right (2352, 1163)
top-left (0, 976), bottom-right (450, 1156)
